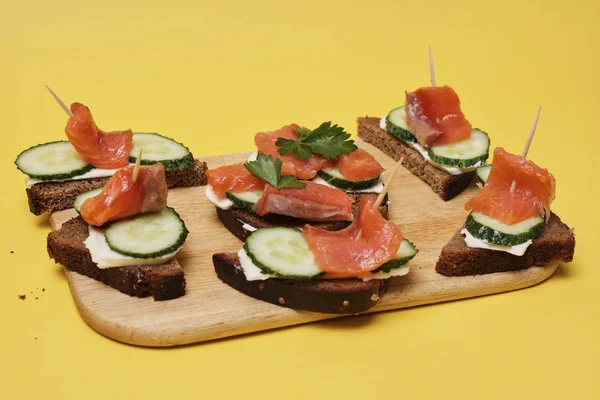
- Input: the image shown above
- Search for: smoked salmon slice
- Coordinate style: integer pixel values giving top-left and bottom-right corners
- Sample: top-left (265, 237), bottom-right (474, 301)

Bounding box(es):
top-left (303, 196), bottom-right (403, 278)
top-left (65, 103), bottom-right (134, 169)
top-left (206, 163), bottom-right (265, 197)
top-left (405, 86), bottom-right (472, 147)
top-left (255, 124), bottom-right (335, 180)
top-left (465, 147), bottom-right (555, 224)
top-left (252, 181), bottom-right (354, 221)
top-left (337, 148), bottom-right (385, 181)
top-left (80, 163), bottom-right (168, 226)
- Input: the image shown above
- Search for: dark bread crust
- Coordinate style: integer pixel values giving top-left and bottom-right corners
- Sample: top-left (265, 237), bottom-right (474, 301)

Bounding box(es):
top-left (213, 253), bottom-right (389, 314)
top-left (217, 193), bottom-right (389, 241)
top-left (27, 159), bottom-right (208, 215)
top-left (47, 217), bottom-right (185, 300)
top-left (436, 213), bottom-right (575, 276)
top-left (357, 117), bottom-right (474, 201)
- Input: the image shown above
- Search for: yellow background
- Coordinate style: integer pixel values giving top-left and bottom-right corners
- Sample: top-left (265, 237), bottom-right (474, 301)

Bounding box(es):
top-left (1, 0), bottom-right (598, 399)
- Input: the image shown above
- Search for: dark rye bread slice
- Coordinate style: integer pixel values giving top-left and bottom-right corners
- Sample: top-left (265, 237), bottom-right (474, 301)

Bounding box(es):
top-left (436, 213), bottom-right (575, 276)
top-left (27, 159), bottom-right (208, 215)
top-left (47, 216), bottom-right (185, 301)
top-left (217, 193), bottom-right (389, 241)
top-left (357, 117), bottom-right (474, 201)
top-left (213, 253), bottom-right (389, 314)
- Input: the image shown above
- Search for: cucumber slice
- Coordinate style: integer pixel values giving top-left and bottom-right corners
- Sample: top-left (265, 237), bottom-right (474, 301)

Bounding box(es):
top-left (427, 129), bottom-right (490, 168)
top-left (317, 167), bottom-right (380, 191)
top-left (244, 227), bottom-right (322, 280)
top-left (15, 141), bottom-right (93, 181)
top-left (104, 207), bottom-right (188, 258)
top-left (465, 211), bottom-right (544, 246)
top-left (476, 164), bottom-right (492, 184)
top-left (385, 107), bottom-right (417, 143)
top-left (372, 239), bottom-right (418, 273)
top-left (226, 190), bottom-right (263, 211)
top-left (73, 187), bottom-right (103, 213)
top-left (130, 133), bottom-right (194, 171)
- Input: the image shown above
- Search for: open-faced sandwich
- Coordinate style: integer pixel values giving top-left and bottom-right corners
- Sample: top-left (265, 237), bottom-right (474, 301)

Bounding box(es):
top-left (16, 98), bottom-right (207, 215)
top-left (358, 64), bottom-right (490, 200)
top-left (205, 122), bottom-right (389, 241)
top-left (213, 195), bottom-right (417, 313)
top-left (436, 147), bottom-right (575, 275)
top-left (47, 162), bottom-right (189, 300)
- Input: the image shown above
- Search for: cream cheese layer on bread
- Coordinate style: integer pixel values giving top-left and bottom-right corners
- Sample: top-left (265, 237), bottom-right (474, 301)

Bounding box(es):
top-left (360, 265), bottom-right (409, 281)
top-left (237, 248), bottom-right (410, 283)
top-left (205, 184), bottom-right (234, 209)
top-left (237, 248), bottom-right (270, 280)
top-left (84, 226), bottom-right (183, 268)
top-left (460, 228), bottom-right (532, 256)
top-left (27, 164), bottom-right (133, 186)
top-left (239, 221), bottom-right (257, 232)
top-left (379, 117), bottom-right (481, 176)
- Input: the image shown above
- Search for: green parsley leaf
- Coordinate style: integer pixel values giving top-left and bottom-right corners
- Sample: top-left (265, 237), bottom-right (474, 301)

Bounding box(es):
top-left (244, 153), bottom-right (306, 190)
top-left (278, 174), bottom-right (306, 189)
top-left (275, 138), bottom-right (313, 160)
top-left (244, 153), bottom-right (280, 187)
top-left (275, 121), bottom-right (357, 160)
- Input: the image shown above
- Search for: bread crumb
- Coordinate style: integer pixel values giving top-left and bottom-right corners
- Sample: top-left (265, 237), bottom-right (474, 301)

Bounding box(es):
top-left (18, 294), bottom-right (26, 300)
top-left (342, 300), bottom-right (350, 307)
top-left (371, 294), bottom-right (379, 301)
top-left (258, 283), bottom-right (265, 291)
top-left (278, 297), bottom-right (286, 305)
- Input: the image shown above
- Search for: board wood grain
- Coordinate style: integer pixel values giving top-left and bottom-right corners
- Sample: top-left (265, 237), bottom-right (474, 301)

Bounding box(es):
top-left (49, 141), bottom-right (558, 347)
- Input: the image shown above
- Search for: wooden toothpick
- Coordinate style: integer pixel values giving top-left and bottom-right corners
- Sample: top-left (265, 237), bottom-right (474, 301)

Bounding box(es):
top-left (373, 157), bottom-right (404, 209)
top-left (131, 149), bottom-right (143, 183)
top-left (46, 85), bottom-right (73, 117)
top-left (510, 107), bottom-right (542, 192)
top-left (520, 106), bottom-right (542, 158)
top-left (429, 46), bottom-right (436, 87)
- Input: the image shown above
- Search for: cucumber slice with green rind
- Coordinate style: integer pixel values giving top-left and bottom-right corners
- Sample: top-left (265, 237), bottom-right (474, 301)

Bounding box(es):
top-left (476, 164), bottom-right (492, 184)
top-left (372, 239), bottom-right (418, 273)
top-left (427, 129), bottom-right (490, 168)
top-left (129, 133), bottom-right (194, 171)
top-left (386, 106), bottom-right (417, 143)
top-left (465, 211), bottom-right (544, 246)
top-left (226, 190), bottom-right (263, 211)
top-left (104, 207), bottom-right (188, 258)
top-left (317, 167), bottom-right (380, 191)
top-left (15, 141), bottom-right (94, 181)
top-left (244, 227), bottom-right (323, 280)
top-left (73, 187), bottom-right (103, 214)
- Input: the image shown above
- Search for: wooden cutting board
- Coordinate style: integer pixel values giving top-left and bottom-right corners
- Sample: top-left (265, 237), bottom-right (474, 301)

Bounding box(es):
top-left (49, 141), bottom-right (558, 347)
